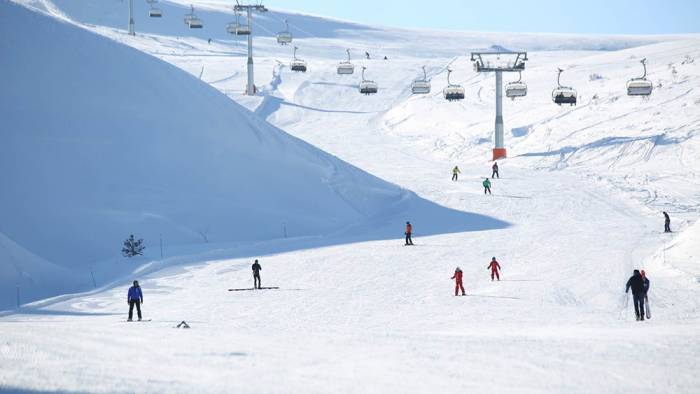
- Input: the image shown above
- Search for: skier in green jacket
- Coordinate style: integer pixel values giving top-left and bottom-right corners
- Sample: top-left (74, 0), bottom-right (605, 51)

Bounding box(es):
top-left (452, 166), bottom-right (461, 181)
top-left (483, 178), bottom-right (492, 194)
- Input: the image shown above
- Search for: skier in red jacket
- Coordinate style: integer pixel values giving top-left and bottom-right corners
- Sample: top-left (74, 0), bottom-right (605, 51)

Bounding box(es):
top-left (451, 267), bottom-right (466, 296)
top-left (487, 257), bottom-right (501, 281)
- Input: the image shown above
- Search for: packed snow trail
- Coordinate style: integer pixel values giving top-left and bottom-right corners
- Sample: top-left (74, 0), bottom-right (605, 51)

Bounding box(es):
top-left (2, 168), bottom-right (698, 394)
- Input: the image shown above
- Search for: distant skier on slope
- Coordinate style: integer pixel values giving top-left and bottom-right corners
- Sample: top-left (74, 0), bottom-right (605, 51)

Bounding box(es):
top-left (252, 259), bottom-right (262, 289)
top-left (451, 267), bottom-right (466, 296)
top-left (365, 51), bottom-right (371, 59)
top-left (487, 257), bottom-right (501, 281)
top-left (483, 178), bottom-right (492, 195)
top-left (405, 221), bottom-right (414, 246)
top-left (492, 162), bottom-right (500, 179)
top-left (625, 269), bottom-right (646, 321)
top-left (127, 280), bottom-right (144, 321)
top-left (663, 211), bottom-right (671, 233)
top-left (452, 166), bottom-right (461, 181)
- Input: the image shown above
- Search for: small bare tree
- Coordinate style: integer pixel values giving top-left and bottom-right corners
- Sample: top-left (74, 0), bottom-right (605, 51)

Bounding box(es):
top-left (122, 234), bottom-right (145, 257)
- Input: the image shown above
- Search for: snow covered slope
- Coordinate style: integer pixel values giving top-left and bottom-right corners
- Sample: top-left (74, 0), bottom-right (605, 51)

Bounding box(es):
top-left (1, 1), bottom-right (699, 393)
top-left (0, 0), bottom-right (504, 309)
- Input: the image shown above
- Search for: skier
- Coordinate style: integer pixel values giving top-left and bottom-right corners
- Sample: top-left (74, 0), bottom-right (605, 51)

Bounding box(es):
top-left (452, 166), bottom-right (461, 181)
top-left (492, 162), bottom-right (500, 179)
top-left (127, 280), bottom-right (143, 321)
top-left (252, 259), bottom-right (262, 289)
top-left (383, 55), bottom-right (388, 60)
top-left (663, 211), bottom-right (671, 233)
top-left (487, 257), bottom-right (501, 281)
top-left (625, 269), bottom-right (646, 321)
top-left (365, 51), bottom-right (371, 59)
top-left (483, 178), bottom-right (492, 195)
top-left (451, 267), bottom-right (466, 296)
top-left (404, 221), bottom-right (414, 246)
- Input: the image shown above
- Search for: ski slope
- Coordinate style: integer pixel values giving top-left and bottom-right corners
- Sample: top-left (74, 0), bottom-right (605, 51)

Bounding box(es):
top-left (0, 0), bottom-right (502, 309)
top-left (1, 1), bottom-right (699, 393)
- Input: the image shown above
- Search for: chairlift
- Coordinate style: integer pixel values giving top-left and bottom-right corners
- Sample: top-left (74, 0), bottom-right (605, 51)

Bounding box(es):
top-left (442, 67), bottom-right (465, 101)
top-left (228, 11), bottom-right (249, 35)
top-left (337, 49), bottom-right (355, 75)
top-left (627, 58), bottom-right (653, 96)
top-left (290, 46), bottom-right (307, 72)
top-left (276, 19), bottom-right (293, 45)
top-left (149, 7), bottom-right (162, 17)
top-left (359, 66), bottom-right (378, 95)
top-left (147, 1), bottom-right (162, 18)
top-left (184, 5), bottom-right (203, 29)
top-left (505, 71), bottom-right (527, 99)
top-left (552, 68), bottom-right (577, 105)
top-left (411, 66), bottom-right (431, 94)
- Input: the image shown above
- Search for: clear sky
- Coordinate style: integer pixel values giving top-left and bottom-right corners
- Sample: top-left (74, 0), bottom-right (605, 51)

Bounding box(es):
top-left (263, 0), bottom-right (700, 35)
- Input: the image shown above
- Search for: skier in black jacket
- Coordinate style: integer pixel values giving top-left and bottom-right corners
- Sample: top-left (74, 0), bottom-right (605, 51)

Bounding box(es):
top-left (252, 259), bottom-right (262, 289)
top-left (663, 211), bottom-right (671, 233)
top-left (625, 269), bottom-right (646, 321)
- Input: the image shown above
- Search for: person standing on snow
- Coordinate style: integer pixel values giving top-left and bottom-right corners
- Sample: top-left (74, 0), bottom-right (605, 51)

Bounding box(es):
top-left (127, 280), bottom-right (144, 321)
top-left (663, 211), bottom-right (671, 233)
top-left (487, 257), bottom-right (501, 281)
top-left (492, 162), bottom-right (500, 179)
top-left (252, 259), bottom-right (262, 289)
top-left (483, 178), bottom-right (492, 195)
top-left (452, 166), bottom-right (461, 181)
top-left (405, 221), bottom-right (414, 246)
top-left (625, 269), bottom-right (646, 321)
top-left (451, 267), bottom-right (466, 296)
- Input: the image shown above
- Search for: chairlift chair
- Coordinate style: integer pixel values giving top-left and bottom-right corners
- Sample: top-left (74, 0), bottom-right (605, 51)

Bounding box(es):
top-left (505, 71), bottom-right (527, 99)
top-left (147, 1), bottom-right (162, 18)
top-left (411, 66), bottom-right (431, 94)
top-left (552, 68), bottom-right (577, 105)
top-left (337, 49), bottom-right (355, 75)
top-left (228, 11), bottom-right (250, 35)
top-left (226, 22), bottom-right (238, 34)
top-left (627, 58), bottom-right (653, 96)
top-left (359, 66), bottom-right (378, 95)
top-left (149, 7), bottom-right (162, 17)
top-left (184, 5), bottom-right (203, 29)
top-left (276, 19), bottom-right (293, 45)
top-left (442, 67), bottom-right (465, 101)
top-left (290, 46), bottom-right (307, 72)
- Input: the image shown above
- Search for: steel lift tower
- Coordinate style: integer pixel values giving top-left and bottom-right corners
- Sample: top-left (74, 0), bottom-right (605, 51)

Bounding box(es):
top-left (127, 0), bottom-right (135, 36)
top-left (470, 51), bottom-right (528, 160)
top-left (234, 2), bottom-right (268, 96)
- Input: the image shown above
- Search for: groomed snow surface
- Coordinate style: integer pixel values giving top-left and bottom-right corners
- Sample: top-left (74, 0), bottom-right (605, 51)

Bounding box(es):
top-left (1, 1), bottom-right (700, 393)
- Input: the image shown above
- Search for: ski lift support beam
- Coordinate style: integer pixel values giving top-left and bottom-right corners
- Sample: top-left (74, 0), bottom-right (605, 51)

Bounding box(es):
top-left (470, 51), bottom-right (528, 160)
top-left (234, 2), bottom-right (268, 96)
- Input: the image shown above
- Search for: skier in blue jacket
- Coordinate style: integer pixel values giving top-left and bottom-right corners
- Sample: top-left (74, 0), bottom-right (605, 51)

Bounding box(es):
top-left (127, 280), bottom-right (144, 321)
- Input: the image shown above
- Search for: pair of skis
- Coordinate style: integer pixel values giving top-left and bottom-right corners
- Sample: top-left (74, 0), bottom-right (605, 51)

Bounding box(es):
top-left (228, 286), bottom-right (279, 292)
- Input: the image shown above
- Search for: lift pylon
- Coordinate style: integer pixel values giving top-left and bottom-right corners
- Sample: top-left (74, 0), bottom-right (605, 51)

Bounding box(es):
top-left (234, 2), bottom-right (268, 96)
top-left (470, 51), bottom-right (528, 160)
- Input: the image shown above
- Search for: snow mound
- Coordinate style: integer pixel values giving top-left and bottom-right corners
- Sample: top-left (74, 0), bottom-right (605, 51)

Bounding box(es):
top-left (0, 0), bottom-right (506, 309)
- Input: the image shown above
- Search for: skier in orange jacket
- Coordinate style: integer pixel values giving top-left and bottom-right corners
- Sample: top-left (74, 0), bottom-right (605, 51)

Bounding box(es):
top-left (404, 221), bottom-right (414, 245)
top-left (487, 257), bottom-right (501, 281)
top-left (451, 267), bottom-right (466, 296)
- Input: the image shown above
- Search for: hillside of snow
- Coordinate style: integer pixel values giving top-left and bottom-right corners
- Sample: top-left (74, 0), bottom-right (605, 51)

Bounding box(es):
top-left (0, 0), bottom-right (504, 309)
top-left (1, 1), bottom-right (699, 393)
